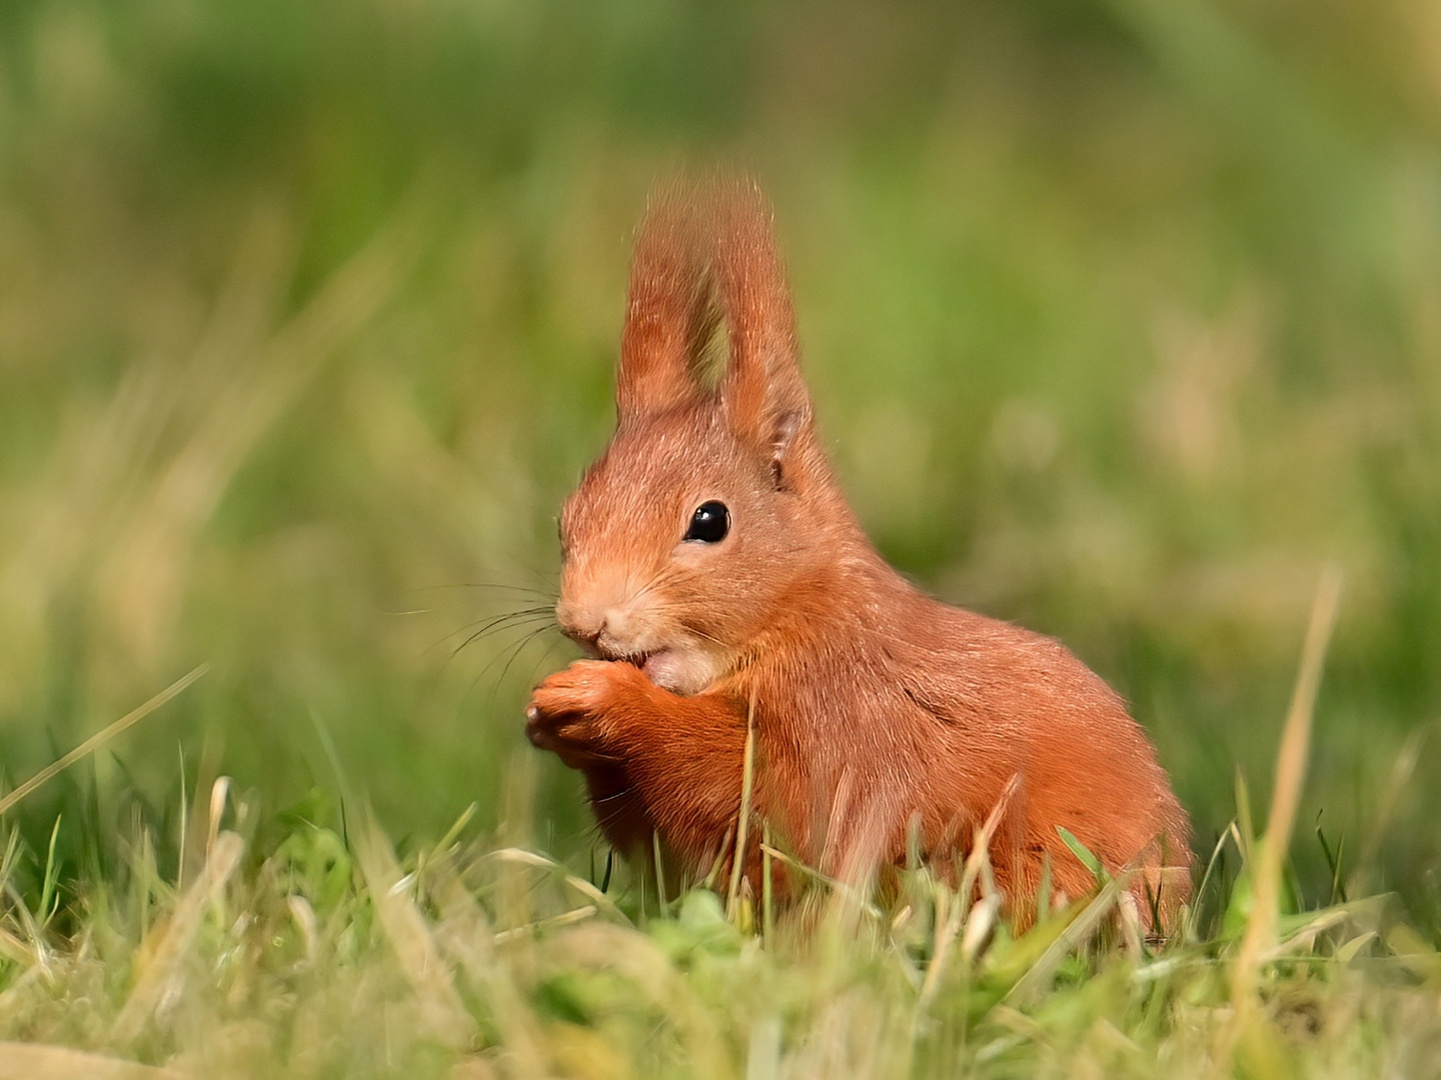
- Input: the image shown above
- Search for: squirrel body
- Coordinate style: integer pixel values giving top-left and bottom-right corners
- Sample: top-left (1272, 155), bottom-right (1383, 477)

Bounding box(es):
top-left (526, 182), bottom-right (1192, 925)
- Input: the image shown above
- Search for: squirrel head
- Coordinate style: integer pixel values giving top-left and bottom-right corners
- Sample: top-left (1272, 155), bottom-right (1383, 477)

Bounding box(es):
top-left (555, 179), bottom-right (851, 694)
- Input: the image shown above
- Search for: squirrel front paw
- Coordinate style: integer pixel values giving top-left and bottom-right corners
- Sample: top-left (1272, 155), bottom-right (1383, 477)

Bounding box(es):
top-left (525, 659), bottom-right (651, 769)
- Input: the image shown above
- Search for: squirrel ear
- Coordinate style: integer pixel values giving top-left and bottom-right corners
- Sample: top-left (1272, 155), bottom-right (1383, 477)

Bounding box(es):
top-left (767, 408), bottom-right (809, 488)
top-left (713, 181), bottom-right (814, 479)
top-left (616, 191), bottom-right (716, 419)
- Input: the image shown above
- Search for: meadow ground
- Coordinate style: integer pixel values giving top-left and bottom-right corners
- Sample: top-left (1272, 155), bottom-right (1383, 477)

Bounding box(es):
top-left (1, 0), bottom-right (1440, 1075)
top-left (0, 608), bottom-right (1438, 1078)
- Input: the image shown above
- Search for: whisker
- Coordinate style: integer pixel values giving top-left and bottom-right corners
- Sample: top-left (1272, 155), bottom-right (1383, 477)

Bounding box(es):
top-left (522, 632), bottom-right (574, 690)
top-left (413, 582), bottom-right (557, 600)
top-left (448, 604), bottom-right (555, 629)
top-left (444, 609), bottom-right (555, 661)
top-left (429, 622), bottom-right (545, 670)
top-left (496, 623), bottom-right (557, 697)
top-left (468, 624), bottom-right (558, 715)
top-left (446, 605), bottom-right (554, 638)
top-left (465, 622), bottom-right (551, 693)
top-left (620, 564), bottom-right (682, 609)
top-left (593, 790), bottom-right (639, 833)
top-left (634, 600), bottom-right (727, 650)
top-left (418, 603), bottom-right (554, 660)
top-left (591, 786), bottom-right (635, 806)
top-left (429, 616), bottom-right (554, 685)
top-left (677, 620), bottom-right (726, 648)
top-left (455, 627), bottom-right (555, 682)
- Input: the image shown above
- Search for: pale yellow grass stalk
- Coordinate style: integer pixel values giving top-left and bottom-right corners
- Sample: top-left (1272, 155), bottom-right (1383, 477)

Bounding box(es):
top-left (918, 773), bottom-right (1020, 1011)
top-left (0, 1043), bottom-right (189, 1080)
top-left (0, 665), bottom-right (209, 819)
top-left (726, 693), bottom-right (758, 921)
top-left (111, 829), bottom-right (243, 1043)
top-left (1222, 564), bottom-right (1343, 1059)
top-left (354, 811), bottom-right (475, 1050)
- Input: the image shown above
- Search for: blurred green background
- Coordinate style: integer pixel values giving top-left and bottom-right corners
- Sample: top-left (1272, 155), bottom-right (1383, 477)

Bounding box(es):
top-left (1, 0), bottom-right (1438, 924)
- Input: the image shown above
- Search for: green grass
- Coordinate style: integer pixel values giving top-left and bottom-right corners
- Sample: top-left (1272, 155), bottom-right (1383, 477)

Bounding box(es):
top-left (1, 0), bottom-right (1440, 1073)
top-left (0, 633), bottom-right (1436, 1078)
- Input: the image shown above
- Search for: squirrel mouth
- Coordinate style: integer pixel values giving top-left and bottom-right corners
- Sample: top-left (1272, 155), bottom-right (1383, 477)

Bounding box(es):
top-left (614, 650), bottom-right (669, 680)
top-left (639, 651), bottom-right (672, 680)
top-left (594, 644), bottom-right (669, 680)
top-left (590, 639), bottom-right (700, 692)
top-left (605, 648), bottom-right (677, 684)
top-left (605, 644), bottom-right (715, 696)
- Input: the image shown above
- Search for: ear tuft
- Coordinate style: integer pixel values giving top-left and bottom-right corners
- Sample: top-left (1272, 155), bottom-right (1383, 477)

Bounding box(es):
top-left (708, 179), bottom-right (816, 472)
top-left (617, 176), bottom-right (816, 470)
top-left (616, 188), bottom-right (712, 419)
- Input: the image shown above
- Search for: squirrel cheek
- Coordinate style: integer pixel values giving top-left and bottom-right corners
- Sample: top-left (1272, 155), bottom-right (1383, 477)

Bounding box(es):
top-left (643, 649), bottom-right (721, 696)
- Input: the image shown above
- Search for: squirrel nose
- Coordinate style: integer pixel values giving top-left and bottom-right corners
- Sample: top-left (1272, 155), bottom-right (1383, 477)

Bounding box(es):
top-left (555, 599), bottom-right (599, 645)
top-left (570, 626), bottom-right (603, 652)
top-left (556, 599), bottom-right (634, 656)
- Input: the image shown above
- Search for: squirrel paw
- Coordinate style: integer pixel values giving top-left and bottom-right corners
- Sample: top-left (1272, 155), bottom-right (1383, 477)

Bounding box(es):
top-left (525, 659), bottom-right (650, 768)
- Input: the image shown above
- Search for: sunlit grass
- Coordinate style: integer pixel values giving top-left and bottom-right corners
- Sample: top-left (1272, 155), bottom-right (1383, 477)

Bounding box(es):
top-left (0, 599), bottom-right (1433, 1078)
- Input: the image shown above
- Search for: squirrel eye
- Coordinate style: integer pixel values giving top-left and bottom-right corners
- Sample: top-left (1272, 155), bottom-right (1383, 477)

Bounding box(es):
top-left (684, 501), bottom-right (730, 543)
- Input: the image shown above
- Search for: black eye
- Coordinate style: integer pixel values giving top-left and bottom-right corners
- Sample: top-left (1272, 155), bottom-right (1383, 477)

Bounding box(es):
top-left (684, 501), bottom-right (730, 543)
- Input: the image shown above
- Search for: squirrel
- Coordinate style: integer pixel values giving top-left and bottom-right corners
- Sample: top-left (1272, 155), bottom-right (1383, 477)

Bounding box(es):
top-left (525, 179), bottom-right (1192, 928)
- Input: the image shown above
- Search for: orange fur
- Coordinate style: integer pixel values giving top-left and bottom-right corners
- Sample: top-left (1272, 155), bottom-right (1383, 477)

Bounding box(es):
top-left (526, 179), bottom-right (1192, 927)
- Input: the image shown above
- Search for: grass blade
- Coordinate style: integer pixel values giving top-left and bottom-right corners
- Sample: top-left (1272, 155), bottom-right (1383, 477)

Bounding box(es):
top-left (1224, 565), bottom-right (1343, 1051)
top-left (0, 665), bottom-right (209, 819)
top-left (726, 693), bottom-right (758, 923)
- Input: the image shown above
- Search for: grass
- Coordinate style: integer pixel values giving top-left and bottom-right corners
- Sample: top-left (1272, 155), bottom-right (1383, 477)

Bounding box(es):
top-left (0, 572), bottom-right (1434, 1077)
top-left (2, 0), bottom-right (1440, 1074)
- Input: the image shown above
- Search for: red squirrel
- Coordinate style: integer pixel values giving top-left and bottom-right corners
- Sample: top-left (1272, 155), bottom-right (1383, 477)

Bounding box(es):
top-left (525, 180), bottom-right (1192, 926)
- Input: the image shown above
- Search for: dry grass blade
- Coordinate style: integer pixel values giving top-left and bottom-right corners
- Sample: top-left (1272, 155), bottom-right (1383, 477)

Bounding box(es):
top-left (917, 774), bottom-right (1019, 1010)
top-left (1351, 717), bottom-right (1438, 898)
top-left (1004, 874), bottom-right (1127, 1007)
top-left (762, 821), bottom-right (774, 946)
top-left (0, 1043), bottom-right (189, 1080)
top-left (1212, 564), bottom-right (1343, 1073)
top-left (757, 844), bottom-right (881, 919)
top-left (206, 776), bottom-right (231, 858)
top-left (0, 925), bottom-right (33, 968)
top-left (111, 830), bottom-right (243, 1043)
top-left (727, 693), bottom-right (758, 921)
top-left (429, 873), bottom-right (551, 1078)
top-left (354, 812), bottom-right (474, 1050)
top-left (486, 848), bottom-right (628, 923)
top-left (653, 829), bottom-right (669, 909)
top-left (1229, 566), bottom-right (1342, 1006)
top-left (1260, 904), bottom-right (1361, 961)
top-left (0, 665), bottom-right (209, 819)
top-left (493, 904), bottom-right (598, 943)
